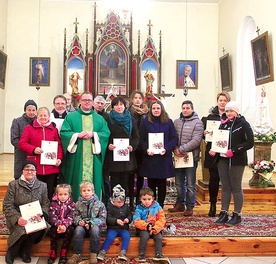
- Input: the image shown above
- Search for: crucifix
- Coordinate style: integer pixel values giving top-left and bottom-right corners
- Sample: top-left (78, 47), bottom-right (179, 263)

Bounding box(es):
top-left (152, 85), bottom-right (175, 110)
top-left (74, 18), bottom-right (79, 34)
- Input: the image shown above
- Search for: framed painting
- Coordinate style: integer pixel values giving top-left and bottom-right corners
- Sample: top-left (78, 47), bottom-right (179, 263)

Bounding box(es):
top-left (251, 31), bottom-right (274, 86)
top-left (0, 50), bottom-right (7, 89)
top-left (29, 57), bottom-right (50, 86)
top-left (176, 60), bottom-right (198, 89)
top-left (219, 53), bottom-right (232, 91)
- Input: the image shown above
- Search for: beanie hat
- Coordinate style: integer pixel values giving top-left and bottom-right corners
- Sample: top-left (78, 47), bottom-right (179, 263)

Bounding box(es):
top-left (112, 184), bottom-right (125, 201)
top-left (225, 101), bottom-right (240, 115)
top-left (24, 99), bottom-right (37, 111)
top-left (21, 160), bottom-right (37, 171)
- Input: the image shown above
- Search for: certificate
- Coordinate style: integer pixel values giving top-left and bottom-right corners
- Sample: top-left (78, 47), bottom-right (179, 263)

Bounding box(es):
top-left (211, 129), bottom-right (229, 153)
top-left (205, 120), bottom-right (221, 142)
top-left (40, 140), bottom-right (58, 165)
top-left (148, 133), bottom-right (164, 154)
top-left (19, 200), bottom-right (47, 234)
top-left (174, 152), bottom-right (194, 168)
top-left (113, 138), bottom-right (130, 161)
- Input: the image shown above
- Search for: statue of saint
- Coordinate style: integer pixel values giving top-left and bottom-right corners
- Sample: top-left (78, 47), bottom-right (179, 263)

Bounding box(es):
top-left (144, 70), bottom-right (155, 96)
top-left (69, 71), bottom-right (82, 94)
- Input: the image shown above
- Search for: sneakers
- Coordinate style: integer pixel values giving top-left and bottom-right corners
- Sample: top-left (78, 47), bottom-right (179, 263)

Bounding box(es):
top-left (225, 212), bottom-right (242, 226)
top-left (138, 253), bottom-right (146, 263)
top-left (97, 250), bottom-right (106, 261)
top-left (153, 253), bottom-right (168, 261)
top-left (67, 254), bottom-right (82, 264)
top-left (168, 203), bottom-right (185, 212)
top-left (90, 253), bottom-right (98, 264)
top-left (183, 207), bottom-right (193, 217)
top-left (118, 250), bottom-right (128, 261)
top-left (47, 250), bottom-right (56, 264)
top-left (58, 249), bottom-right (67, 264)
top-left (215, 210), bottom-right (229, 225)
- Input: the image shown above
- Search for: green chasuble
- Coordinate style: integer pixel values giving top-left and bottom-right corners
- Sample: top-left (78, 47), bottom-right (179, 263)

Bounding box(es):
top-left (60, 108), bottom-right (110, 202)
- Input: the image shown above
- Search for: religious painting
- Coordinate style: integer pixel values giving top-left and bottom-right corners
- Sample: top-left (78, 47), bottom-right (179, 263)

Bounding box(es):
top-left (176, 60), bottom-right (198, 89)
top-left (141, 59), bottom-right (159, 96)
top-left (29, 57), bottom-right (50, 86)
top-left (67, 58), bottom-right (85, 95)
top-left (98, 43), bottom-right (127, 96)
top-left (219, 53), bottom-right (232, 91)
top-left (0, 50), bottom-right (7, 89)
top-left (251, 31), bottom-right (274, 86)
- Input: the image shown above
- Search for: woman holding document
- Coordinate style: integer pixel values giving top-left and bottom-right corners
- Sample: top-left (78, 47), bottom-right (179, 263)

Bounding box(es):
top-left (3, 160), bottom-right (50, 264)
top-left (139, 101), bottom-right (178, 208)
top-left (209, 101), bottom-right (254, 226)
top-left (19, 106), bottom-right (63, 200)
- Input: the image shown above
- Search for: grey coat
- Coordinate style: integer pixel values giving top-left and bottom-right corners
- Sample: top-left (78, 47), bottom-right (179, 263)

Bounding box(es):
top-left (174, 112), bottom-right (204, 162)
top-left (3, 178), bottom-right (50, 247)
top-left (10, 114), bottom-right (36, 179)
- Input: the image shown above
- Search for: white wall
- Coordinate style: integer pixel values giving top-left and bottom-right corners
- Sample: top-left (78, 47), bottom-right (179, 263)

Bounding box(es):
top-left (3, 0), bottom-right (218, 153)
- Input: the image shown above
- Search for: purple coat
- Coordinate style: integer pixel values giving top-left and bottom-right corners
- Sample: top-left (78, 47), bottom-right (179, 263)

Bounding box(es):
top-left (138, 117), bottom-right (178, 179)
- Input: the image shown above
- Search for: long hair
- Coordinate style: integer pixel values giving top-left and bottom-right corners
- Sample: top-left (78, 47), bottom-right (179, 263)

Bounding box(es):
top-left (147, 101), bottom-right (169, 123)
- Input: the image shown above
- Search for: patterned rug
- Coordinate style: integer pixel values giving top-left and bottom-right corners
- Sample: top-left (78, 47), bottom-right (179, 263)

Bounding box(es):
top-left (1, 212), bottom-right (276, 237)
top-left (79, 258), bottom-right (169, 264)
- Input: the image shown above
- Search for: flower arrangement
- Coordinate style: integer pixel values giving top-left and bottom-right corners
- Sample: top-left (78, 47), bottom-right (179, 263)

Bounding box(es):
top-left (249, 160), bottom-right (275, 187)
top-left (254, 132), bottom-right (276, 142)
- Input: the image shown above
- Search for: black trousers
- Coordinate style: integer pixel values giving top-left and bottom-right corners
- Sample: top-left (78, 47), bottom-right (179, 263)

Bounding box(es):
top-left (208, 167), bottom-right (220, 203)
top-left (147, 178), bottom-right (167, 208)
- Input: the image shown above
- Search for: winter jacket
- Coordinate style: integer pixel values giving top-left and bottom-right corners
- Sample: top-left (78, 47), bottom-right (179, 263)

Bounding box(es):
top-left (3, 178), bottom-right (50, 247)
top-left (133, 200), bottom-right (166, 235)
top-left (74, 194), bottom-right (106, 227)
top-left (106, 200), bottom-right (133, 231)
top-left (18, 119), bottom-right (63, 175)
top-left (139, 117), bottom-right (178, 179)
top-left (174, 112), bottom-right (204, 162)
top-left (49, 194), bottom-right (75, 228)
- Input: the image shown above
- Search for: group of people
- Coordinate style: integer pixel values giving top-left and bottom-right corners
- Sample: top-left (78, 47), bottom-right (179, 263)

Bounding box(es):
top-left (6, 89), bottom-right (254, 263)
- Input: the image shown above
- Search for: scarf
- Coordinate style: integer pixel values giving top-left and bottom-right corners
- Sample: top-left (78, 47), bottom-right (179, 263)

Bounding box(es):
top-left (109, 109), bottom-right (132, 136)
top-left (130, 104), bottom-right (149, 117)
top-left (20, 174), bottom-right (36, 188)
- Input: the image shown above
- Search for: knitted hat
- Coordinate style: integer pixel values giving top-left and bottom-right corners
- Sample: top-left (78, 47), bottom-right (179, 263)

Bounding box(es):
top-left (112, 184), bottom-right (125, 201)
top-left (21, 160), bottom-right (37, 171)
top-left (24, 99), bottom-right (37, 111)
top-left (225, 101), bottom-right (240, 115)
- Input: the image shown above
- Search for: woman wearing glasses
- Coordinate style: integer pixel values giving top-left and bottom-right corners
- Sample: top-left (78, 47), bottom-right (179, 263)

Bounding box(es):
top-left (3, 160), bottom-right (50, 264)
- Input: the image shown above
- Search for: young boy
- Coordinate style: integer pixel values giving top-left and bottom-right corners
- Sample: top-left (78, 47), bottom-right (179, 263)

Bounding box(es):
top-left (67, 181), bottom-right (107, 264)
top-left (133, 186), bottom-right (167, 262)
top-left (97, 184), bottom-right (133, 261)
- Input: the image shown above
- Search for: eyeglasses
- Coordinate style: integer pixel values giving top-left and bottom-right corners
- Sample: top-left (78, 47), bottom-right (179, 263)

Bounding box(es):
top-left (81, 99), bottom-right (93, 102)
top-left (23, 169), bottom-right (36, 172)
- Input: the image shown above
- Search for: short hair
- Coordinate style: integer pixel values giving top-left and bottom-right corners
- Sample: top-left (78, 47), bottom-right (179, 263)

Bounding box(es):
top-left (37, 106), bottom-right (50, 116)
top-left (216, 91), bottom-right (230, 102)
top-left (111, 96), bottom-right (127, 108)
top-left (130, 90), bottom-right (144, 101)
top-left (182, 100), bottom-right (194, 110)
top-left (94, 95), bottom-right (106, 103)
top-left (147, 100), bottom-right (169, 124)
top-left (55, 184), bottom-right (72, 196)
top-left (139, 186), bottom-right (154, 198)
top-left (80, 91), bottom-right (93, 100)
top-left (53, 95), bottom-right (67, 104)
top-left (79, 180), bottom-right (94, 191)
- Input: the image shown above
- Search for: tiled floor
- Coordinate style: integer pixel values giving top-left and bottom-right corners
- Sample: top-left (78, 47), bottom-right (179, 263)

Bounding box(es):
top-left (1, 256), bottom-right (276, 264)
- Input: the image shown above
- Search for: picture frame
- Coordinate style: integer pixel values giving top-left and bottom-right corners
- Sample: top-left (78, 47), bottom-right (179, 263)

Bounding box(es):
top-left (219, 53), bottom-right (232, 91)
top-left (0, 50), bottom-right (8, 89)
top-left (29, 57), bottom-right (50, 86)
top-left (176, 60), bottom-right (198, 89)
top-left (251, 31), bottom-right (274, 86)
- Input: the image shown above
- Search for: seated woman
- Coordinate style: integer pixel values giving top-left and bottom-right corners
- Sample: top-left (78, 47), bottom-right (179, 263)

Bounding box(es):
top-left (3, 160), bottom-right (50, 264)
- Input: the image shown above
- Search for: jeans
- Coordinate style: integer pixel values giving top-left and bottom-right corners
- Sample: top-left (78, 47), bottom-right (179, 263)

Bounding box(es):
top-left (73, 225), bottom-right (101, 254)
top-left (101, 229), bottom-right (130, 251)
top-left (138, 230), bottom-right (163, 255)
top-left (175, 161), bottom-right (198, 209)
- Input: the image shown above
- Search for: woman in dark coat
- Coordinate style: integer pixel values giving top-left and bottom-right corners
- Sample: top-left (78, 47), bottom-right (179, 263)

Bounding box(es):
top-left (104, 96), bottom-right (139, 195)
top-left (138, 101), bottom-right (178, 207)
top-left (3, 160), bottom-right (50, 264)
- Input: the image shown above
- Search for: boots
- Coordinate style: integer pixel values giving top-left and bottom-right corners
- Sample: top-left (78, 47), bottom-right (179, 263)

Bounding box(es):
top-left (208, 202), bottom-right (216, 217)
top-left (168, 203), bottom-right (185, 212)
top-left (58, 249), bottom-right (67, 264)
top-left (215, 210), bottom-right (228, 225)
top-left (225, 212), bottom-right (242, 226)
top-left (47, 250), bottom-right (57, 264)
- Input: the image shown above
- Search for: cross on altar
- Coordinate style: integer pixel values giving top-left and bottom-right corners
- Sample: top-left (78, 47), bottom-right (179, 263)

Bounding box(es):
top-left (74, 18), bottom-right (79, 34)
top-left (147, 20), bottom-right (153, 35)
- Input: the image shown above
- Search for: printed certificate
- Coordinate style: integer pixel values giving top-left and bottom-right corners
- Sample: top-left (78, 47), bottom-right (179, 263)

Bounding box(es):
top-left (113, 138), bottom-right (130, 161)
top-left (211, 129), bottom-right (229, 153)
top-left (174, 152), bottom-right (194, 168)
top-left (148, 133), bottom-right (164, 154)
top-left (19, 200), bottom-right (47, 234)
top-left (40, 140), bottom-right (58, 165)
top-left (205, 120), bottom-right (221, 142)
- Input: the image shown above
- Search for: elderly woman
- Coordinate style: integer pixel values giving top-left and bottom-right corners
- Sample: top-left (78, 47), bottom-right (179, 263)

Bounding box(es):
top-left (19, 106), bottom-right (63, 200)
top-left (3, 160), bottom-right (50, 264)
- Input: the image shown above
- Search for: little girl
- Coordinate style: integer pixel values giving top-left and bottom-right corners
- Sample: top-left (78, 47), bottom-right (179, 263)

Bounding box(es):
top-left (48, 184), bottom-right (75, 264)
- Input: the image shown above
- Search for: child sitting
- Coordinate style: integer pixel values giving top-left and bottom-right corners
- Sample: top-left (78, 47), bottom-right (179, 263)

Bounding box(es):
top-left (133, 186), bottom-right (167, 262)
top-left (48, 184), bottom-right (75, 264)
top-left (67, 180), bottom-right (107, 264)
top-left (97, 184), bottom-right (133, 261)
